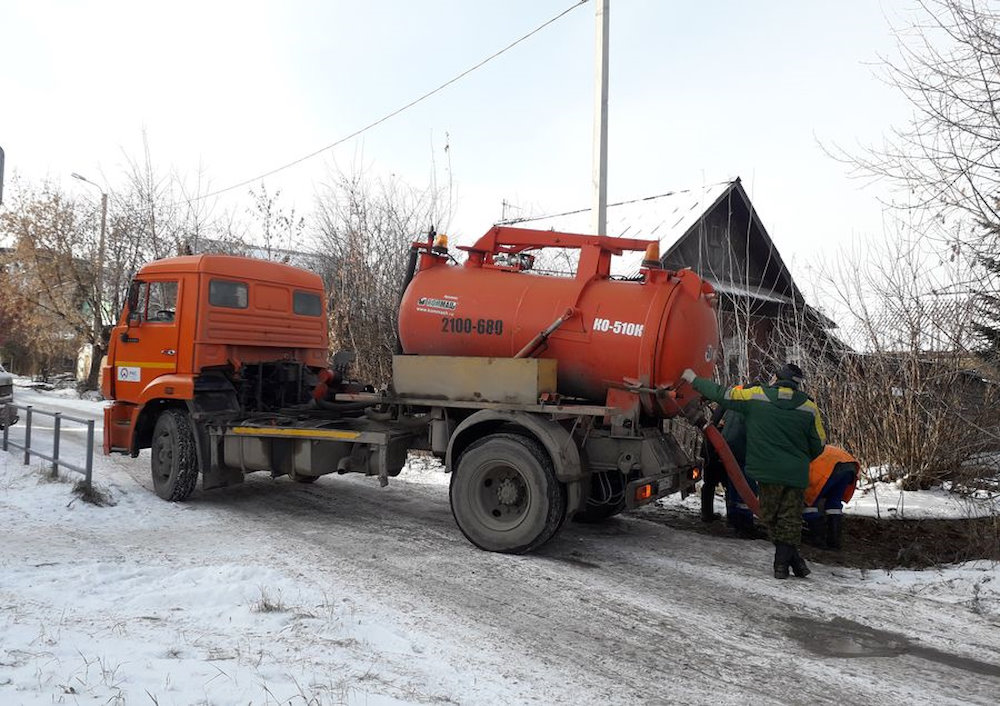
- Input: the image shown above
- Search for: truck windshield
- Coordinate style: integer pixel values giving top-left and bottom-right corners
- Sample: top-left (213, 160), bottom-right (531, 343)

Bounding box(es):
top-left (139, 281), bottom-right (178, 323)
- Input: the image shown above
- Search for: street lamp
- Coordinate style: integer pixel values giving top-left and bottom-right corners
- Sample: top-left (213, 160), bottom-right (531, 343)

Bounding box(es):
top-left (72, 172), bottom-right (108, 386)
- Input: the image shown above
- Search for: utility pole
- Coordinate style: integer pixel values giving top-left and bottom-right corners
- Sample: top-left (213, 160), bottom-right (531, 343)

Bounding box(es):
top-left (592, 0), bottom-right (610, 236)
top-left (71, 172), bottom-right (108, 389)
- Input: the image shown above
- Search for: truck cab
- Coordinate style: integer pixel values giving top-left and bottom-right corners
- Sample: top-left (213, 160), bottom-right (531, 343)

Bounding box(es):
top-left (102, 254), bottom-right (329, 464)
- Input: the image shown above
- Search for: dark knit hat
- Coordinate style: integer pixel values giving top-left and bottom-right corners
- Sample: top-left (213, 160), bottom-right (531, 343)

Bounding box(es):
top-left (775, 362), bottom-right (805, 387)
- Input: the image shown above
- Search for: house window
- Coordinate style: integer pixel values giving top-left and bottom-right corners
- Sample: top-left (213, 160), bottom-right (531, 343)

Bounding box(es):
top-left (209, 280), bottom-right (248, 309)
top-left (785, 344), bottom-right (804, 367)
top-left (723, 335), bottom-right (743, 382)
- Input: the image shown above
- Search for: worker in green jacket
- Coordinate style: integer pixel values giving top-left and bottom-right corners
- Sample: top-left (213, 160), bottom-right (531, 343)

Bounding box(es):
top-left (681, 363), bottom-right (826, 579)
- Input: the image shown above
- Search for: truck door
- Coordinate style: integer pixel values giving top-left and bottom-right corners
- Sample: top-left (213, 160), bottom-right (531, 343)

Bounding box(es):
top-left (113, 278), bottom-right (181, 402)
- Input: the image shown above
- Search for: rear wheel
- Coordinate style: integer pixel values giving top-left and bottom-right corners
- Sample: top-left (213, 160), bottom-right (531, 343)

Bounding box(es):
top-left (151, 409), bottom-right (199, 501)
top-left (450, 433), bottom-right (565, 554)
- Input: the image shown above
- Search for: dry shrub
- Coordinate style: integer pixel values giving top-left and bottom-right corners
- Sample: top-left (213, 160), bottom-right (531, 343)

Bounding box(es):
top-left (774, 231), bottom-right (1000, 493)
top-left (313, 168), bottom-right (444, 385)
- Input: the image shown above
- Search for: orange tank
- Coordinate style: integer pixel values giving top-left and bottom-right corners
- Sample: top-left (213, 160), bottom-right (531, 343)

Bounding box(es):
top-left (397, 227), bottom-right (719, 412)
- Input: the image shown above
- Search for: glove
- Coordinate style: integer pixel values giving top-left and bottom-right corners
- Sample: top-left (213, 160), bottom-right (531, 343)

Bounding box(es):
top-left (681, 368), bottom-right (697, 383)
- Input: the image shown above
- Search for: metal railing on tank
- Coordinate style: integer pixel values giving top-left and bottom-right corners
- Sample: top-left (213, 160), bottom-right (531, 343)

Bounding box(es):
top-left (2, 403), bottom-right (94, 489)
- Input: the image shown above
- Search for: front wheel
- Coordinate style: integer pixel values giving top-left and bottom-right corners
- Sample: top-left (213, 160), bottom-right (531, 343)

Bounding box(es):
top-left (450, 433), bottom-right (565, 554)
top-left (151, 409), bottom-right (200, 501)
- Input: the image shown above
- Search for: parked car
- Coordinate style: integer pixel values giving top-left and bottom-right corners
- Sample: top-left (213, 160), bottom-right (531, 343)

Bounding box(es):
top-left (0, 362), bottom-right (18, 429)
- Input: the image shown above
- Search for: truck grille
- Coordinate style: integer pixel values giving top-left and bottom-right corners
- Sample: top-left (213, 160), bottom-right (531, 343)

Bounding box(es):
top-left (0, 383), bottom-right (12, 401)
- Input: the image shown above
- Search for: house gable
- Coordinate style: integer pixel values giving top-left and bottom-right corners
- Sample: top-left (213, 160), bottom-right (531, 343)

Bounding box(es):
top-left (662, 179), bottom-right (801, 309)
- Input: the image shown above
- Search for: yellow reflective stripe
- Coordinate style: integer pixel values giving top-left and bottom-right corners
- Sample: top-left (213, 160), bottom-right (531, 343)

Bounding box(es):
top-left (797, 400), bottom-right (827, 443)
top-left (726, 385), bottom-right (768, 401)
top-left (231, 426), bottom-right (361, 441)
top-left (117, 361), bottom-right (175, 369)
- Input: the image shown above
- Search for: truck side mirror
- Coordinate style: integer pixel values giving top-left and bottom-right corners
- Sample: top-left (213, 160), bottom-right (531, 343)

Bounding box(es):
top-left (126, 281), bottom-right (141, 324)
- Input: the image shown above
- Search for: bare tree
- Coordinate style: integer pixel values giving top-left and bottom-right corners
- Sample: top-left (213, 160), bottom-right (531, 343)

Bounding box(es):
top-left (847, 0), bottom-right (1000, 361)
top-left (247, 184), bottom-right (305, 260)
top-left (0, 178), bottom-right (97, 378)
top-left (312, 167), bottom-right (442, 383)
top-left (773, 230), bottom-right (999, 491)
top-left (0, 136), bottom-right (239, 388)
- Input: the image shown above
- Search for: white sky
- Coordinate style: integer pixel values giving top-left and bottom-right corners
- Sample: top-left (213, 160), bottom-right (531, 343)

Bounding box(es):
top-left (0, 0), bottom-right (914, 267)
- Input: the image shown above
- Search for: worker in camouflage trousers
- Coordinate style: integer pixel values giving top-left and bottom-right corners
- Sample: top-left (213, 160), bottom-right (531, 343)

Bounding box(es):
top-left (682, 363), bottom-right (826, 579)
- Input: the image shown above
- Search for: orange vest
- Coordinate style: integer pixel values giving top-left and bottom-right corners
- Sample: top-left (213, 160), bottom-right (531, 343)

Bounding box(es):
top-left (805, 445), bottom-right (859, 506)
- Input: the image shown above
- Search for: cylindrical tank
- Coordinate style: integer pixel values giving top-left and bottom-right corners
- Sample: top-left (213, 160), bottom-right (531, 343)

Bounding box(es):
top-left (397, 228), bottom-right (719, 410)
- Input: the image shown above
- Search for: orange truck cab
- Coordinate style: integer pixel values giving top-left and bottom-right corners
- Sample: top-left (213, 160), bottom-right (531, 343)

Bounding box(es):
top-left (102, 255), bottom-right (331, 491)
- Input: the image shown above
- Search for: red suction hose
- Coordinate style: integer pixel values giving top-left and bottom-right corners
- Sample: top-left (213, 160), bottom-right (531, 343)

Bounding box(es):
top-left (702, 423), bottom-right (760, 517)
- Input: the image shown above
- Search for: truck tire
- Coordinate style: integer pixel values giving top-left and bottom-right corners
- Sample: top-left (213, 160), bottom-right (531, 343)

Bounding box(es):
top-left (151, 409), bottom-right (200, 501)
top-left (450, 433), bottom-right (566, 554)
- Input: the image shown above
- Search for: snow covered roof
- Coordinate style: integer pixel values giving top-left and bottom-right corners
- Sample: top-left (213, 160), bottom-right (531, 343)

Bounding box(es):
top-left (498, 180), bottom-right (736, 277)
top-left (710, 279), bottom-right (795, 305)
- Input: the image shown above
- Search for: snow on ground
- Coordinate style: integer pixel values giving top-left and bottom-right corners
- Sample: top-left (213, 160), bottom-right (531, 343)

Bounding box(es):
top-left (3, 387), bottom-right (1000, 705)
top-left (846, 481), bottom-right (999, 519)
top-left (659, 477), bottom-right (999, 521)
top-left (0, 462), bottom-right (462, 705)
top-left (659, 456), bottom-right (999, 520)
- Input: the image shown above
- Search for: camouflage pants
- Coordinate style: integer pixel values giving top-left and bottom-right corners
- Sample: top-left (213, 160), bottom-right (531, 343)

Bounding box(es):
top-left (758, 483), bottom-right (805, 546)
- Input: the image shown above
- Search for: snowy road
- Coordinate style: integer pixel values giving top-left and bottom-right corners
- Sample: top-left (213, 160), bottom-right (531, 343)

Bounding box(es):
top-left (2, 389), bottom-right (999, 705)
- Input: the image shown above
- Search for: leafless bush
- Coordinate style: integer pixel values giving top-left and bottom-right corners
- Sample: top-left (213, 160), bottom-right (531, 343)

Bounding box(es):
top-left (251, 586), bottom-right (286, 613)
top-left (773, 230), bottom-right (1000, 492)
top-left (312, 167), bottom-right (443, 384)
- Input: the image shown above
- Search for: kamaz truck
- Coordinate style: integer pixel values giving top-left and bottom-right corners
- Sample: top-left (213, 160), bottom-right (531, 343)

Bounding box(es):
top-left (102, 228), bottom-right (721, 553)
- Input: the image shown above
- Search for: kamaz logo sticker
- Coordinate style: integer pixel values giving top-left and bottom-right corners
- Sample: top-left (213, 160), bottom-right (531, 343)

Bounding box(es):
top-left (117, 366), bottom-right (141, 383)
top-left (417, 297), bottom-right (457, 311)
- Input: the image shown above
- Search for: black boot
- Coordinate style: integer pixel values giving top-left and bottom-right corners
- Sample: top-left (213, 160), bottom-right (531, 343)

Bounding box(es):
top-left (803, 514), bottom-right (827, 549)
top-left (826, 514), bottom-right (843, 550)
top-left (789, 546), bottom-right (811, 578)
top-left (700, 483), bottom-right (719, 523)
top-left (733, 513), bottom-right (757, 539)
top-left (773, 542), bottom-right (793, 579)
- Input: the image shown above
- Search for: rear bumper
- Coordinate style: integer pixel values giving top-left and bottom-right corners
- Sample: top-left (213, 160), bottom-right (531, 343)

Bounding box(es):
top-left (624, 465), bottom-right (698, 509)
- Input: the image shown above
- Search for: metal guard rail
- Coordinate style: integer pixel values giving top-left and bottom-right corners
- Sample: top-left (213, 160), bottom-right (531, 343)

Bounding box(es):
top-left (2, 402), bottom-right (94, 489)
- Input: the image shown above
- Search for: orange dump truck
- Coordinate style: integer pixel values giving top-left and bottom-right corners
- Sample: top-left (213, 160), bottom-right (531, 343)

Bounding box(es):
top-left (102, 227), bottom-right (719, 553)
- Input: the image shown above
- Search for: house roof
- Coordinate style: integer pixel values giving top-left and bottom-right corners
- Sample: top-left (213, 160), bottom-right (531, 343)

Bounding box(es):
top-left (499, 178), bottom-right (836, 329)
top-left (502, 181), bottom-right (735, 277)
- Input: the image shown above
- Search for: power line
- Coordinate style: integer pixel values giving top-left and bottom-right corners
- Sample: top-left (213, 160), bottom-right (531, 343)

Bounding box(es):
top-left (497, 187), bottom-right (712, 225)
top-left (183, 0), bottom-right (589, 205)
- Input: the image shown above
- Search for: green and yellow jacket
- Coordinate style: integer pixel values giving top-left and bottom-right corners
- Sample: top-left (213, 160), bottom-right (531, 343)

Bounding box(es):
top-left (692, 378), bottom-right (826, 488)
